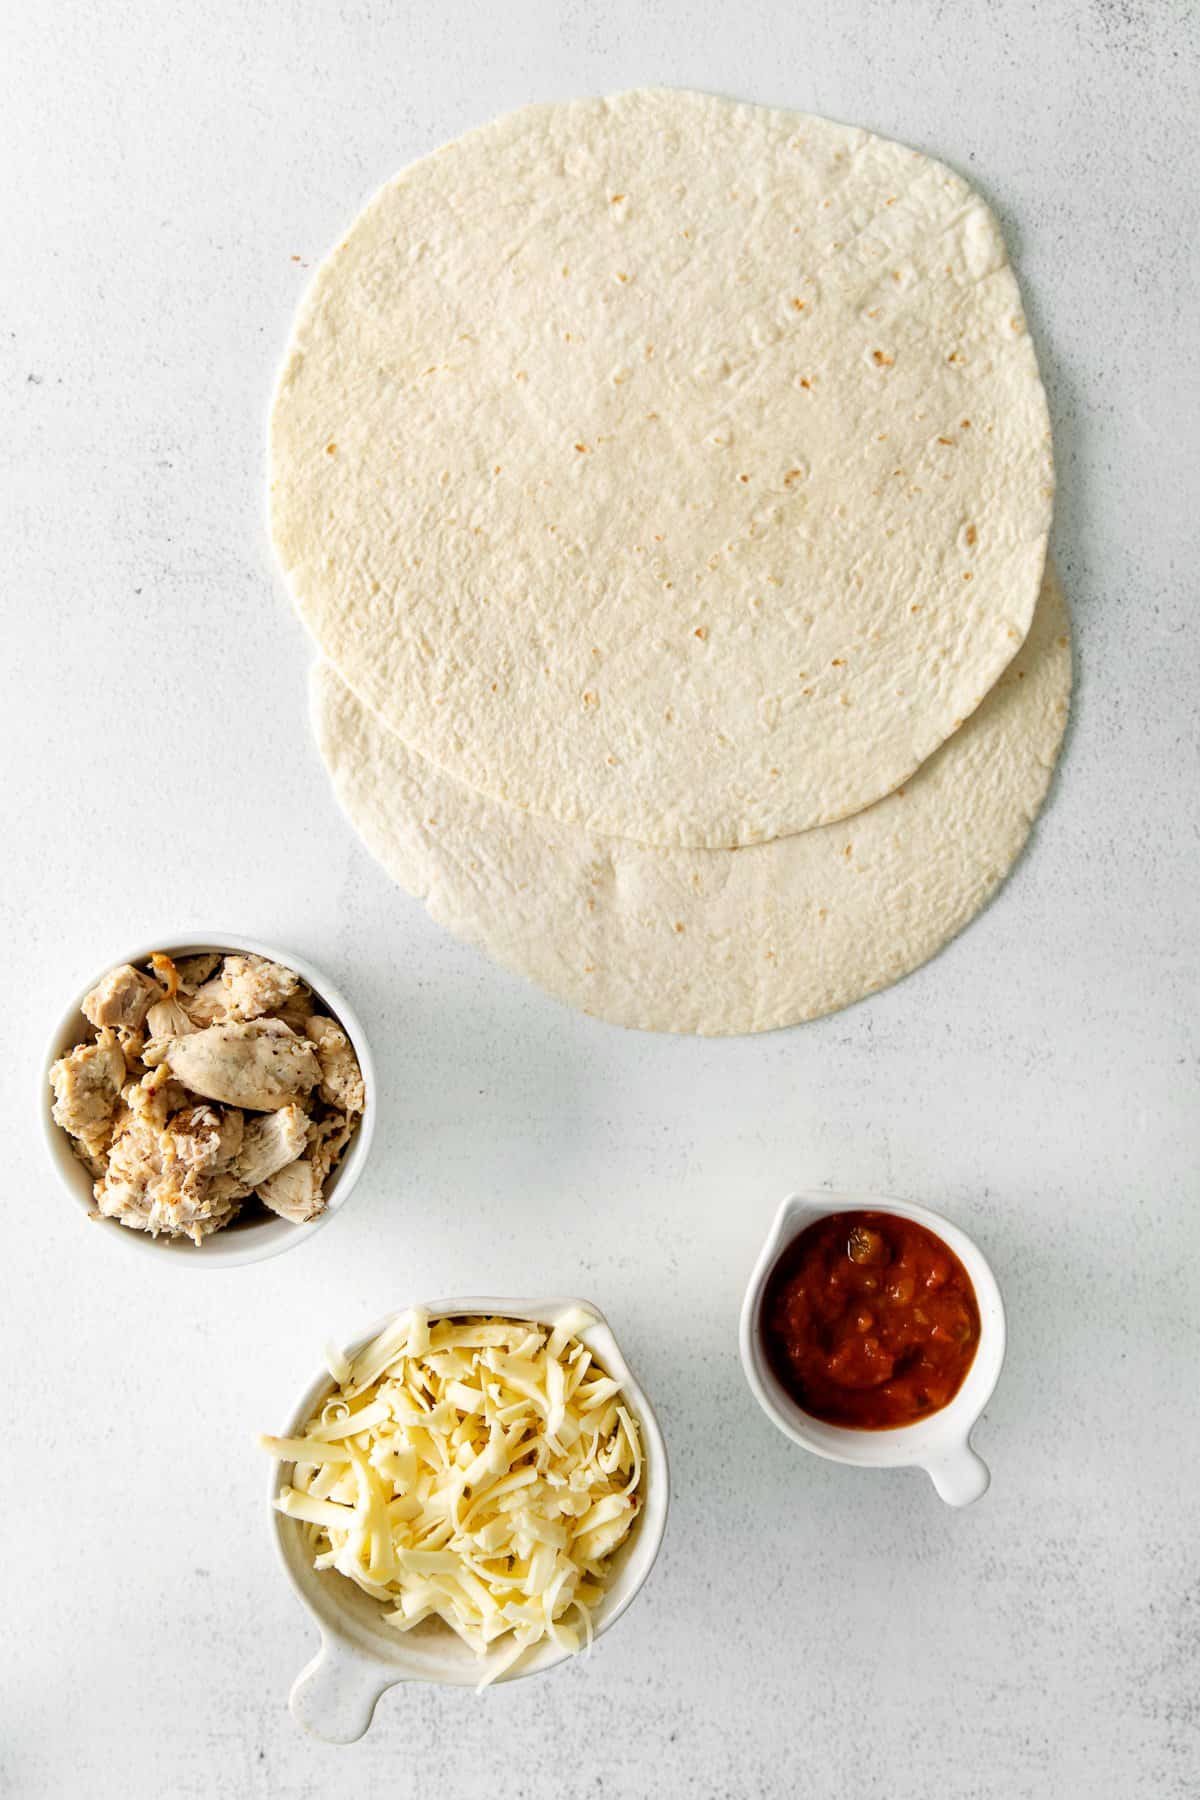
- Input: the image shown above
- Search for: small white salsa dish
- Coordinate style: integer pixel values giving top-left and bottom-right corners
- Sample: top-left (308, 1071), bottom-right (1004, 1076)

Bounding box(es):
top-left (739, 1192), bottom-right (1006, 1507)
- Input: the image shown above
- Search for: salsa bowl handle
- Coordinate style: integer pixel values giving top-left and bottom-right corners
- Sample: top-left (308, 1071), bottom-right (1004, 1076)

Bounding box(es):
top-left (924, 1442), bottom-right (990, 1508)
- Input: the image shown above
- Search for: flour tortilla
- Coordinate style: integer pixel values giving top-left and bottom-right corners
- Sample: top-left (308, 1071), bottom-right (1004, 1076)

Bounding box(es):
top-left (273, 89), bottom-right (1053, 850)
top-left (312, 567), bottom-right (1070, 1035)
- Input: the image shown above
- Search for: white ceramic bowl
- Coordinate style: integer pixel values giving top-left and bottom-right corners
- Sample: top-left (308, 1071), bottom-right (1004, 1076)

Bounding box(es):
top-left (739, 1193), bottom-right (1005, 1507)
top-left (269, 1297), bottom-right (671, 1742)
top-left (41, 933), bottom-right (376, 1268)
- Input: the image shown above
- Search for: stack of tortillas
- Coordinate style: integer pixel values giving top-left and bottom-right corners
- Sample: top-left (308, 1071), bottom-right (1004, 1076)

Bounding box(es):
top-left (270, 89), bottom-right (1069, 1034)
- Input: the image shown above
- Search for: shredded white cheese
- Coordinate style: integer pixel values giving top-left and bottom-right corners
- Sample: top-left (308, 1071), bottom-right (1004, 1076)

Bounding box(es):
top-left (262, 1310), bottom-right (644, 1687)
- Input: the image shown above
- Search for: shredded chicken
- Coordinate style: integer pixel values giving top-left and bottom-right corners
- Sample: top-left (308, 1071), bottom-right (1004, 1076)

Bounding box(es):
top-left (305, 1014), bottom-right (366, 1113)
top-left (307, 1109), bottom-right (356, 1188)
top-left (119, 1065), bottom-right (191, 1133)
top-left (175, 952), bottom-right (222, 992)
top-left (171, 1102), bottom-right (244, 1169)
top-left (269, 982), bottom-right (316, 1034)
top-left (146, 1018), bottom-right (320, 1111)
top-left (184, 976), bottom-right (228, 1026)
top-left (124, 1069), bottom-right (169, 1121)
top-left (50, 1030), bottom-right (125, 1145)
top-left (97, 1101), bottom-right (248, 1245)
top-left (73, 1138), bottom-right (110, 1180)
top-left (222, 954), bottom-right (302, 1021)
top-left (81, 964), bottom-right (160, 1032)
top-left (51, 950), bottom-right (365, 1244)
top-left (145, 995), bottom-right (196, 1044)
top-left (115, 1026), bottom-right (147, 1075)
top-left (234, 1104), bottom-right (310, 1187)
top-left (256, 1157), bottom-right (322, 1223)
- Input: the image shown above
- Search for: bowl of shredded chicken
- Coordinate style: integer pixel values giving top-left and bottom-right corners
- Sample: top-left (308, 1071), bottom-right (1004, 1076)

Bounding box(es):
top-left (43, 937), bottom-right (373, 1260)
top-left (262, 1302), bottom-right (668, 1736)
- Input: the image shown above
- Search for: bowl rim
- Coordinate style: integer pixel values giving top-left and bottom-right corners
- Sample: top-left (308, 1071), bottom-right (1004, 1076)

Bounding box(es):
top-left (267, 1296), bottom-right (671, 1693)
top-left (40, 931), bottom-right (377, 1269)
top-left (739, 1191), bottom-right (1006, 1481)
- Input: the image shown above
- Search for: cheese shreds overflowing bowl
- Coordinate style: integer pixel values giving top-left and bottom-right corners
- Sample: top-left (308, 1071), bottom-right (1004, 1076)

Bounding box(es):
top-left (263, 1305), bottom-right (658, 1692)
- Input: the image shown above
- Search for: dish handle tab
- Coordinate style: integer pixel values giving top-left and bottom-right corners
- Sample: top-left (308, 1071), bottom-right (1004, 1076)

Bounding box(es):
top-left (289, 1632), bottom-right (396, 1742)
top-left (923, 1441), bottom-right (990, 1508)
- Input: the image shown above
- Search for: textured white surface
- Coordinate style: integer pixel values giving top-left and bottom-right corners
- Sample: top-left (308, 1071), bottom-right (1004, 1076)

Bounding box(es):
top-left (1, 2), bottom-right (1197, 1796)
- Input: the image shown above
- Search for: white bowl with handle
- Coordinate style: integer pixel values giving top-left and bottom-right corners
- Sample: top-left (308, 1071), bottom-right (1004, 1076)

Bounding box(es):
top-left (41, 933), bottom-right (375, 1267)
top-left (739, 1193), bottom-right (1006, 1507)
top-left (268, 1297), bottom-right (670, 1742)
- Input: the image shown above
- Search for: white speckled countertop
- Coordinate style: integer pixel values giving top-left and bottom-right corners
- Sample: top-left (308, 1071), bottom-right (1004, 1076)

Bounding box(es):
top-left (2, 3), bottom-right (1197, 1795)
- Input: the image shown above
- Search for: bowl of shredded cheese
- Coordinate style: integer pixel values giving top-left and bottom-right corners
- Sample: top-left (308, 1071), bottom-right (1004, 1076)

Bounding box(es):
top-left (262, 1299), bottom-right (669, 1740)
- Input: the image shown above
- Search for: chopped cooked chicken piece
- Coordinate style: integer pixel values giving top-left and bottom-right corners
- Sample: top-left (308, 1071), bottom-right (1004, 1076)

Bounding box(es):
top-left (234, 1104), bottom-right (310, 1187)
top-left (256, 1156), bottom-right (323, 1224)
top-left (95, 1101), bottom-right (248, 1244)
top-left (50, 1029), bottom-right (125, 1143)
top-left (144, 1019), bottom-right (320, 1111)
top-left (145, 996), bottom-right (196, 1043)
top-left (307, 1109), bottom-right (356, 1189)
top-left (119, 1065), bottom-right (191, 1133)
top-left (81, 964), bottom-right (160, 1032)
top-left (96, 1168), bottom-right (245, 1242)
top-left (207, 1171), bottom-right (250, 1217)
top-left (305, 1015), bottom-right (365, 1113)
top-left (115, 1025), bottom-right (146, 1073)
top-left (271, 982), bottom-right (315, 1033)
top-left (72, 1137), bottom-right (109, 1180)
top-left (221, 954), bottom-right (302, 1021)
top-left (256, 1106), bottom-right (355, 1222)
top-left (170, 1103), bottom-right (245, 1171)
top-left (174, 952), bottom-right (222, 993)
top-left (183, 975), bottom-right (228, 1026)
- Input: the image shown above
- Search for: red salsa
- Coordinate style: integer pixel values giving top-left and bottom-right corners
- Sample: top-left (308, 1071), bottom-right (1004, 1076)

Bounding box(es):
top-left (760, 1210), bottom-right (980, 1429)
